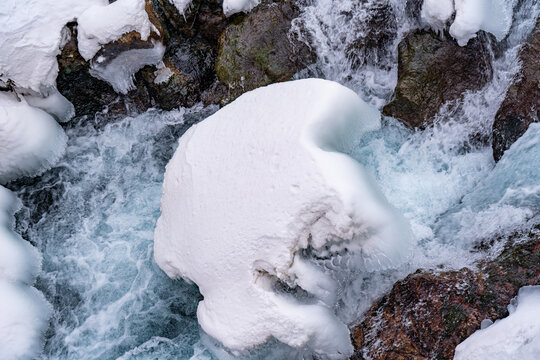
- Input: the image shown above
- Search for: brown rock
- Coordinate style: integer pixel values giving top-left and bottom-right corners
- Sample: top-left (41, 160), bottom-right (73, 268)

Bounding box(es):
top-left (492, 17), bottom-right (540, 162)
top-left (351, 229), bottom-right (540, 360)
top-left (382, 30), bottom-right (493, 129)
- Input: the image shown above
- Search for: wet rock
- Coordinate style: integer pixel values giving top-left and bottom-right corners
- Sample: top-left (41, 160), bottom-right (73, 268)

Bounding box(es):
top-left (351, 229), bottom-right (540, 360)
top-left (56, 23), bottom-right (120, 117)
top-left (216, 0), bottom-right (315, 102)
top-left (345, 1), bottom-right (397, 69)
top-left (382, 30), bottom-right (493, 129)
top-left (492, 17), bottom-right (539, 162)
top-left (139, 39), bottom-right (216, 110)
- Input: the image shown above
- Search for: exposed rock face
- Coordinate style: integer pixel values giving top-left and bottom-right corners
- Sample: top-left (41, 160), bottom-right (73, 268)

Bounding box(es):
top-left (382, 30), bottom-right (493, 129)
top-left (215, 0), bottom-right (315, 103)
top-left (492, 17), bottom-right (539, 162)
top-left (56, 23), bottom-right (152, 117)
top-left (345, 1), bottom-right (397, 69)
top-left (351, 229), bottom-right (540, 360)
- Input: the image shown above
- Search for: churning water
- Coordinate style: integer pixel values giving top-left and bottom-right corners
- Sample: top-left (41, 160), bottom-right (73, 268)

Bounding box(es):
top-left (12, 0), bottom-right (540, 359)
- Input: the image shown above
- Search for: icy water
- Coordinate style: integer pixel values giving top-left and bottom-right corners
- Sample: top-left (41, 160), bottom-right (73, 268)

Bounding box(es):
top-left (12, 0), bottom-right (540, 359)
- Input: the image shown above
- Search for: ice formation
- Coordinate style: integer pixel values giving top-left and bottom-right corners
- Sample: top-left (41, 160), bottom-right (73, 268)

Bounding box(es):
top-left (454, 286), bottom-right (540, 359)
top-left (0, 93), bottom-right (67, 184)
top-left (154, 79), bottom-right (412, 358)
top-left (90, 41), bottom-right (166, 94)
top-left (421, 0), bottom-right (517, 45)
top-left (170, 0), bottom-right (260, 16)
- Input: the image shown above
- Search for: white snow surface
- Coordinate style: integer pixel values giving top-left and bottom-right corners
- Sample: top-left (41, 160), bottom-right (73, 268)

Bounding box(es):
top-left (0, 280), bottom-right (52, 360)
top-left (421, 0), bottom-right (454, 31)
top-left (77, 0), bottom-right (155, 61)
top-left (0, 171), bottom-right (52, 360)
top-left (421, 0), bottom-right (517, 45)
top-left (0, 0), bottom-right (156, 93)
top-left (454, 286), bottom-right (540, 360)
top-left (0, 93), bottom-right (67, 185)
top-left (154, 79), bottom-right (412, 358)
top-left (0, 0), bottom-right (108, 92)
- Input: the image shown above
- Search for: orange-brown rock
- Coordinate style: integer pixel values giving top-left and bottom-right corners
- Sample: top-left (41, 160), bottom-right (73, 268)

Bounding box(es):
top-left (351, 229), bottom-right (540, 359)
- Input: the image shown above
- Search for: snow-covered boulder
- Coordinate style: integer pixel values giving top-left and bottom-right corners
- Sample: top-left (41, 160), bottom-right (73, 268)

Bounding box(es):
top-left (0, 93), bottom-right (67, 184)
top-left (0, 187), bottom-right (51, 360)
top-left (454, 286), bottom-right (540, 360)
top-left (154, 79), bottom-right (412, 358)
top-left (421, 0), bottom-right (517, 46)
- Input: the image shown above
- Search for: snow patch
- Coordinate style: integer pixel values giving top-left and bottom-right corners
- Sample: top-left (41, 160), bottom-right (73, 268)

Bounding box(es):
top-left (77, 0), bottom-right (155, 61)
top-left (454, 286), bottom-right (540, 359)
top-left (0, 92), bottom-right (67, 184)
top-left (421, 0), bottom-right (517, 45)
top-left (154, 79), bottom-right (412, 358)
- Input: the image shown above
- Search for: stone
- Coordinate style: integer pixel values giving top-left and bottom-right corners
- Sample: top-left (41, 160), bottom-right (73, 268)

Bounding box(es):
top-left (492, 17), bottom-right (539, 162)
top-left (382, 30), bottom-right (493, 129)
top-left (351, 228), bottom-right (540, 360)
top-left (215, 0), bottom-right (315, 102)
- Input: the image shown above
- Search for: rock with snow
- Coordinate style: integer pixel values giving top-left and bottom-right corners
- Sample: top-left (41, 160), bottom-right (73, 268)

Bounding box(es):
top-left (421, 0), bottom-right (517, 46)
top-left (170, 0), bottom-right (260, 16)
top-left (0, 280), bottom-right (52, 360)
top-left (0, 93), bottom-right (67, 185)
top-left (154, 79), bottom-right (412, 358)
top-left (454, 286), bottom-right (540, 360)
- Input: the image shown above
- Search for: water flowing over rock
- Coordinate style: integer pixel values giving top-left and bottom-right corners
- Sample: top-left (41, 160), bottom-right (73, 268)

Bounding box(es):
top-left (215, 0), bottom-right (315, 103)
top-left (382, 30), bottom-right (493, 129)
top-left (351, 228), bottom-right (540, 360)
top-left (492, 16), bottom-right (539, 162)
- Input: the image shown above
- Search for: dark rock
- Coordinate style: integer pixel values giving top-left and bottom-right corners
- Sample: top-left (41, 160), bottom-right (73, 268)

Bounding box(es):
top-left (492, 17), bottom-right (539, 162)
top-left (345, 1), bottom-right (397, 69)
top-left (382, 30), bottom-right (493, 129)
top-left (351, 229), bottom-right (540, 360)
top-left (215, 0), bottom-right (315, 103)
top-left (56, 23), bottom-right (120, 117)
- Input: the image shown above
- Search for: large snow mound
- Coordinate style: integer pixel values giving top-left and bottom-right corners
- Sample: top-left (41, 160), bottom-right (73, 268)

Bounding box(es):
top-left (0, 93), bottom-right (67, 184)
top-left (154, 79), bottom-right (412, 358)
top-left (421, 0), bottom-right (517, 45)
top-left (454, 286), bottom-right (540, 359)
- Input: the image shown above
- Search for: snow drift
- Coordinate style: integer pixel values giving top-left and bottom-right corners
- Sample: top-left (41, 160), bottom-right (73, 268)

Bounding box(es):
top-left (0, 0), bottom-right (161, 94)
top-left (0, 93), bottom-right (67, 185)
top-left (421, 0), bottom-right (517, 45)
top-left (154, 79), bottom-right (412, 358)
top-left (0, 186), bottom-right (53, 360)
top-left (454, 286), bottom-right (540, 360)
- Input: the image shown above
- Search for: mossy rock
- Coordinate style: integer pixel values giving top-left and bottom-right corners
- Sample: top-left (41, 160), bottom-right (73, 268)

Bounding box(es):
top-left (382, 30), bottom-right (493, 129)
top-left (215, 0), bottom-right (315, 102)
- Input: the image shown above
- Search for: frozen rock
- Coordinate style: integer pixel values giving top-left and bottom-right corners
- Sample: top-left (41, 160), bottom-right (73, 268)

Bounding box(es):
top-left (154, 79), bottom-right (412, 358)
top-left (0, 92), bottom-right (67, 184)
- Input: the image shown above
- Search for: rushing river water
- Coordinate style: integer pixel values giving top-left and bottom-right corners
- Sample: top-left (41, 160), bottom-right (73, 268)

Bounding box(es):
top-left (11, 0), bottom-right (540, 359)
